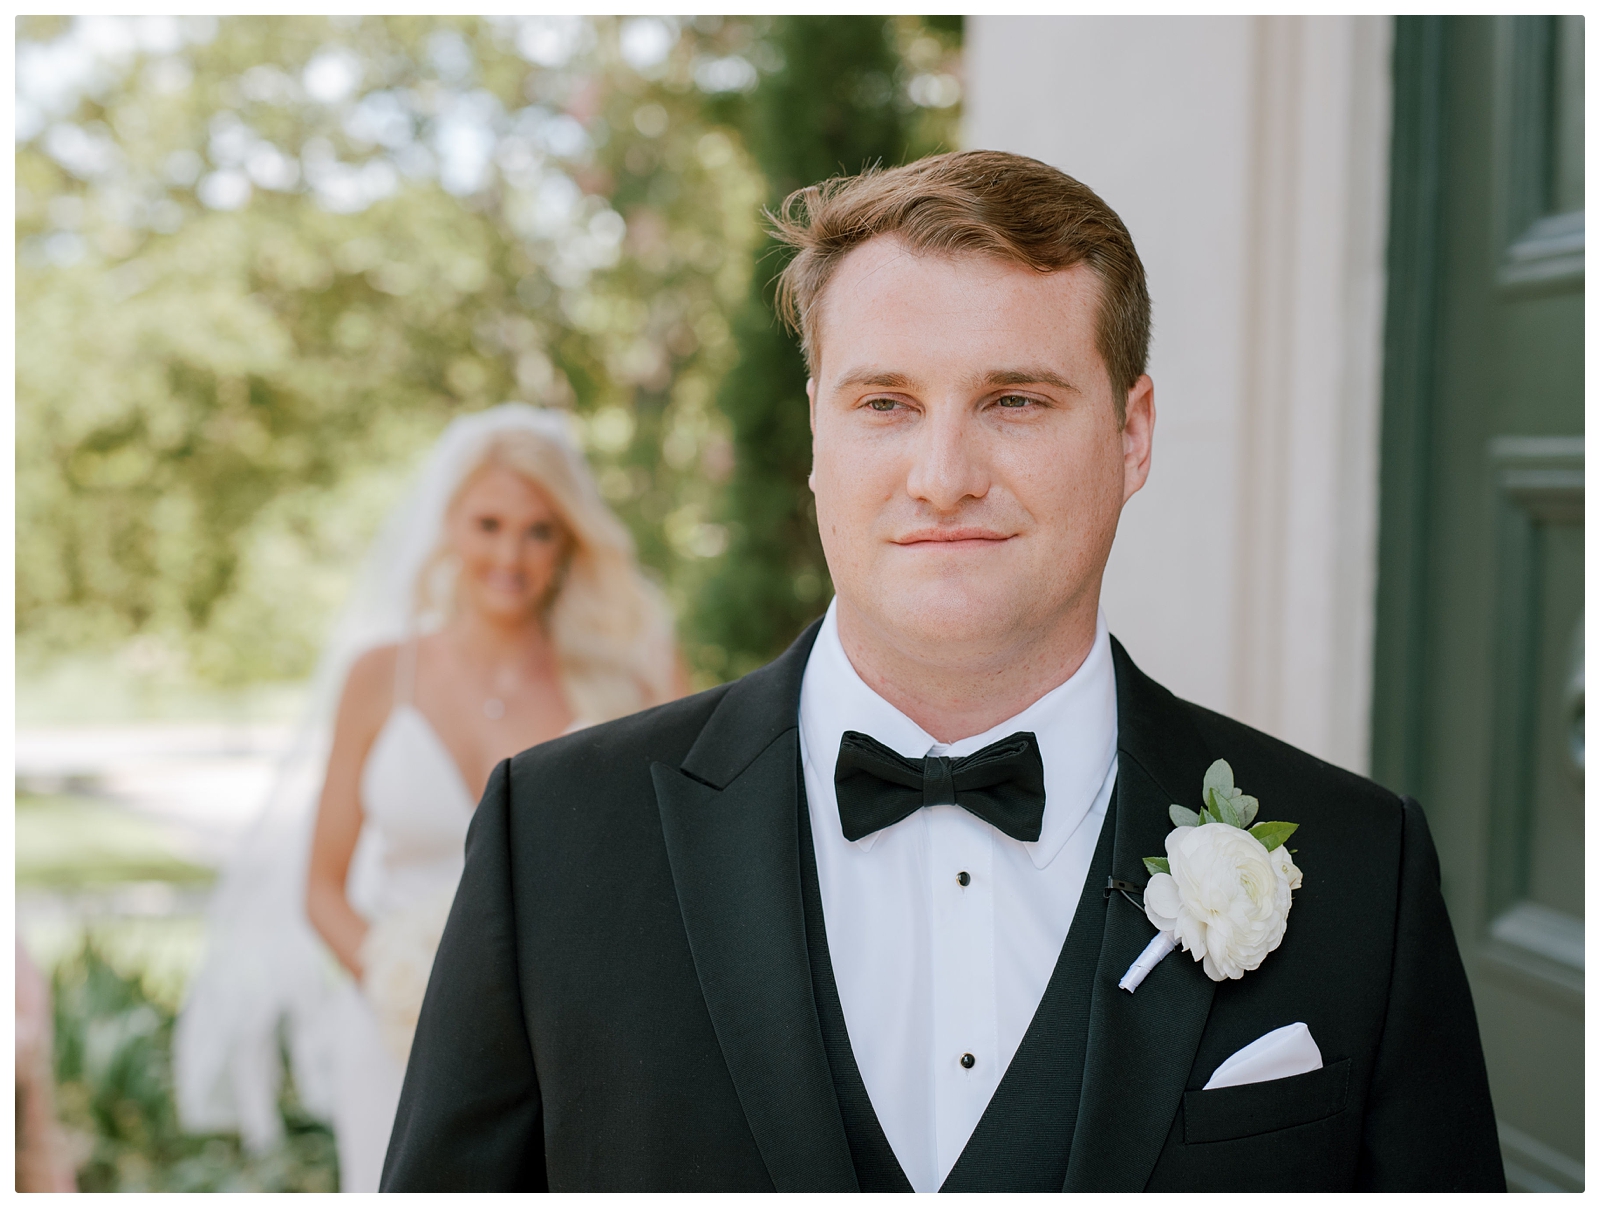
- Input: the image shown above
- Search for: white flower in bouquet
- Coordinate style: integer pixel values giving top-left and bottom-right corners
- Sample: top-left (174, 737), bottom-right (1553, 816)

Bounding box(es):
top-left (358, 888), bottom-right (456, 1064)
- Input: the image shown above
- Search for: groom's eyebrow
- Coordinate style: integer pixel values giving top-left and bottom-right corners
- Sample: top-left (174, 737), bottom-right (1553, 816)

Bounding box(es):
top-left (834, 367), bottom-right (916, 391)
top-left (832, 366), bottom-right (1081, 394)
top-left (982, 367), bottom-right (1080, 394)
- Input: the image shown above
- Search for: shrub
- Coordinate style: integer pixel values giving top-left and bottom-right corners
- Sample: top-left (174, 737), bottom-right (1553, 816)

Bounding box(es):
top-left (50, 940), bottom-right (338, 1192)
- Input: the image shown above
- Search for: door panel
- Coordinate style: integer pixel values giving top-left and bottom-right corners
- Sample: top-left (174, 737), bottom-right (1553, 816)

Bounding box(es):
top-left (1372, 16), bottom-right (1583, 1192)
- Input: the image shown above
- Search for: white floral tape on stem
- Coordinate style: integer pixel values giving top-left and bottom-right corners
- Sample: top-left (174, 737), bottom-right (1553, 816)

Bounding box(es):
top-left (1119, 931), bottom-right (1176, 992)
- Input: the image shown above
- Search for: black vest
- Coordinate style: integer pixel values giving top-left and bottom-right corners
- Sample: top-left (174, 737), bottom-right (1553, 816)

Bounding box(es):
top-left (797, 769), bottom-right (1118, 1192)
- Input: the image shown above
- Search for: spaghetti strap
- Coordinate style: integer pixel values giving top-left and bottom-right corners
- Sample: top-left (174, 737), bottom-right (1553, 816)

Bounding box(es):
top-left (394, 637), bottom-right (418, 708)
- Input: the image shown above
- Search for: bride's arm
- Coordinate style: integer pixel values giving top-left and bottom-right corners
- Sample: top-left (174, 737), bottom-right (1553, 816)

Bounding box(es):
top-left (305, 646), bottom-right (394, 979)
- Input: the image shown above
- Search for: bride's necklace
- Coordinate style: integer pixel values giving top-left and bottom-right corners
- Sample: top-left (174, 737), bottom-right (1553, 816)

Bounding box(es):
top-left (451, 626), bottom-right (550, 722)
top-left (481, 664), bottom-right (518, 721)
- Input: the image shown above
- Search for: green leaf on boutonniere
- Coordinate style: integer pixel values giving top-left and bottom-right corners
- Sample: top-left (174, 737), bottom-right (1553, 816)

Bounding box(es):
top-left (1169, 804), bottom-right (1200, 828)
top-left (1143, 856), bottom-right (1171, 876)
top-left (1249, 821), bottom-right (1299, 852)
top-left (1202, 758), bottom-right (1234, 801)
top-left (1235, 794), bottom-right (1259, 827)
top-left (1207, 787), bottom-right (1243, 829)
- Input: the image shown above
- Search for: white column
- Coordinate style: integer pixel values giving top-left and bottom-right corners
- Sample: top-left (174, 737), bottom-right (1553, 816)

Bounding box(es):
top-left (964, 16), bottom-right (1391, 773)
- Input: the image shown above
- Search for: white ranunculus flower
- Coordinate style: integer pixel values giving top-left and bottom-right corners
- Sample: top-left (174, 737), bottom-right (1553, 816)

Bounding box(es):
top-left (1144, 822), bottom-right (1297, 982)
top-left (1270, 841), bottom-right (1303, 892)
top-left (359, 887), bottom-right (456, 1064)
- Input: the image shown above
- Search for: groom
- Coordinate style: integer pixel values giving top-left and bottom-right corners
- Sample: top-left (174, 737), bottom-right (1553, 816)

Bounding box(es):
top-left (381, 151), bottom-right (1503, 1192)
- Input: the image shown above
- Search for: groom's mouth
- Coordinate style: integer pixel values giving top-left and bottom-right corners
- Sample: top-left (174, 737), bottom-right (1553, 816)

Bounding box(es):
top-left (893, 526), bottom-right (1013, 548)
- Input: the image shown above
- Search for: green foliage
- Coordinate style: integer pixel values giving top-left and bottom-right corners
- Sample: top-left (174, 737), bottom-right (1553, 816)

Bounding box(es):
top-left (16, 16), bottom-right (962, 690)
top-left (1207, 789), bottom-right (1242, 829)
top-left (1201, 758), bottom-right (1234, 801)
top-left (1232, 794), bottom-right (1259, 828)
top-left (16, 17), bottom-right (760, 684)
top-left (51, 940), bottom-right (337, 1191)
top-left (1248, 821), bottom-right (1299, 853)
top-left (1143, 856), bottom-right (1171, 877)
top-left (1199, 758), bottom-right (1259, 827)
top-left (688, 17), bottom-right (964, 676)
top-left (1162, 758), bottom-right (1296, 852)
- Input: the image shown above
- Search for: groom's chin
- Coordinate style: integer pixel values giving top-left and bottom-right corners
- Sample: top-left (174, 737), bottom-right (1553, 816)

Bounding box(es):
top-left (855, 586), bottom-right (1044, 661)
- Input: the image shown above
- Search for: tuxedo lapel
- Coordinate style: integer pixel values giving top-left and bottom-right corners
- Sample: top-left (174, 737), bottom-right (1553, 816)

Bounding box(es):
top-left (1065, 639), bottom-right (1220, 1192)
top-left (651, 621), bottom-right (857, 1192)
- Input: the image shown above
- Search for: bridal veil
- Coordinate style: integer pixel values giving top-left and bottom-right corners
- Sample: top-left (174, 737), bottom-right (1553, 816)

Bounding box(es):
top-left (172, 403), bottom-right (644, 1151)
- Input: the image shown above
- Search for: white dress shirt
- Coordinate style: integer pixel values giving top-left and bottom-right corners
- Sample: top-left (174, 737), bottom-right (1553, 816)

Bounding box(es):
top-left (797, 600), bottom-right (1119, 1191)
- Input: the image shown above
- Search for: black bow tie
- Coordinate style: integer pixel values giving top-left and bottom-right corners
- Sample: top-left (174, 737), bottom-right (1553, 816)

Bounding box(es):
top-left (833, 729), bottom-right (1047, 843)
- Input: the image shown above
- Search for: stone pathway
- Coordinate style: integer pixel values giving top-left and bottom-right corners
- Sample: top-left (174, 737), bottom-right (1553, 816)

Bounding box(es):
top-left (16, 722), bottom-right (296, 867)
top-left (16, 722), bottom-right (300, 980)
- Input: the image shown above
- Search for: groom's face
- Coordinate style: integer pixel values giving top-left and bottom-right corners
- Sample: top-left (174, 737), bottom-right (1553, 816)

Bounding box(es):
top-left (807, 235), bottom-right (1154, 665)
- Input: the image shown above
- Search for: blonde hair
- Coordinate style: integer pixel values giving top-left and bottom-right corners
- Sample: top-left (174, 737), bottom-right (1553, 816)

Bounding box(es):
top-left (416, 427), bottom-right (677, 725)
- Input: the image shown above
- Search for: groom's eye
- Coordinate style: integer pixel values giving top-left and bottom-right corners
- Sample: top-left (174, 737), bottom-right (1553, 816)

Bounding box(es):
top-left (995, 394), bottom-right (1032, 409)
top-left (477, 516), bottom-right (500, 533)
top-left (866, 397), bottom-right (900, 412)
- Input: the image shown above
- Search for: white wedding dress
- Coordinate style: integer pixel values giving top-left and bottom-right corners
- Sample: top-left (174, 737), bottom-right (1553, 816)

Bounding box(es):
top-left (172, 404), bottom-right (665, 1189)
top-left (332, 643), bottom-right (475, 1192)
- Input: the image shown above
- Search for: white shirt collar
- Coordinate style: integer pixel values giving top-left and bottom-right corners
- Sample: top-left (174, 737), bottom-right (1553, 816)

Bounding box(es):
top-left (798, 599), bottom-right (1119, 869)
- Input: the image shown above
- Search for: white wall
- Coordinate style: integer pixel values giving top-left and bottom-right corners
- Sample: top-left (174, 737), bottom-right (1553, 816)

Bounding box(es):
top-left (965, 17), bottom-right (1392, 773)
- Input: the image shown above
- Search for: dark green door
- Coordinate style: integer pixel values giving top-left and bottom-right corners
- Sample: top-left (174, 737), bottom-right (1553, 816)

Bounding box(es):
top-left (1374, 17), bottom-right (1583, 1192)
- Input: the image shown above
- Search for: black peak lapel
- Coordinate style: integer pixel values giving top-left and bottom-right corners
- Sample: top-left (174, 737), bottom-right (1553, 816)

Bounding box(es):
top-left (652, 620), bottom-right (856, 1191)
top-left (678, 619), bottom-right (821, 788)
top-left (1065, 638), bottom-right (1220, 1192)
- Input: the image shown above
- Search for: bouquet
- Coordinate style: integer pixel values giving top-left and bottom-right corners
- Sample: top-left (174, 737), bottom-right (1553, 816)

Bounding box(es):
top-left (358, 888), bottom-right (456, 1064)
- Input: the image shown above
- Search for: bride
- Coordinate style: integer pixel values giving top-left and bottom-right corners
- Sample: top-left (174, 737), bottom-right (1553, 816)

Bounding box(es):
top-left (174, 404), bottom-right (683, 1191)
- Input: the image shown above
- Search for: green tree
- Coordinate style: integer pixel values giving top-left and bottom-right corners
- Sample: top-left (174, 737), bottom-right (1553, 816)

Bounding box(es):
top-left (16, 16), bottom-right (763, 684)
top-left (15, 16), bottom-right (960, 691)
top-left (690, 17), bottom-right (962, 677)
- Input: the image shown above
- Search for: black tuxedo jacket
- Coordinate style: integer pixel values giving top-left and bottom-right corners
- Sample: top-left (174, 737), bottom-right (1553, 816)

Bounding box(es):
top-left (381, 624), bottom-right (1504, 1192)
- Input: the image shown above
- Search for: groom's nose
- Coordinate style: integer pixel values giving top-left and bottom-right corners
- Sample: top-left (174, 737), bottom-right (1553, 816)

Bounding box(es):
top-left (903, 404), bottom-right (991, 512)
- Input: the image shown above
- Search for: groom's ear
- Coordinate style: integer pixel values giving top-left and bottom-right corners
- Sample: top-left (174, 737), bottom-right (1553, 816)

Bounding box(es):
top-left (1121, 373), bottom-right (1156, 504)
top-left (806, 377), bottom-right (818, 492)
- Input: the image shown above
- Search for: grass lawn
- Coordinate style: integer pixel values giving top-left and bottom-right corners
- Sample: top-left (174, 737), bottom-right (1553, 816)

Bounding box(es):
top-left (16, 793), bottom-right (216, 890)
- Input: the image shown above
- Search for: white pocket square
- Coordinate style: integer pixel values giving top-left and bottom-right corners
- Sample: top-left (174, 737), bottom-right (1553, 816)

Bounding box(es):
top-left (1202, 1022), bottom-right (1323, 1090)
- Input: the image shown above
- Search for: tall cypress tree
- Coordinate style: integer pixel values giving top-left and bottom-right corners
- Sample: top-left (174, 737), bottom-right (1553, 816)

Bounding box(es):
top-left (692, 16), bottom-right (958, 678)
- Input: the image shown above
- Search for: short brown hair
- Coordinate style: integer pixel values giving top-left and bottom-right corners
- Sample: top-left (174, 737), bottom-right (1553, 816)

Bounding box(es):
top-left (771, 150), bottom-right (1151, 416)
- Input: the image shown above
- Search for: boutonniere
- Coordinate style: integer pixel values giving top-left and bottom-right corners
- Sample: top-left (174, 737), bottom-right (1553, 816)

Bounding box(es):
top-left (1119, 759), bottom-right (1302, 992)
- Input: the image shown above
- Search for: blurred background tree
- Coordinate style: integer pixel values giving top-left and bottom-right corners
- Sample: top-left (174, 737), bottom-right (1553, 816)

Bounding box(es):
top-left (695, 15), bottom-right (963, 677)
top-left (17, 15), bottom-right (757, 691)
top-left (16, 15), bottom-right (961, 699)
